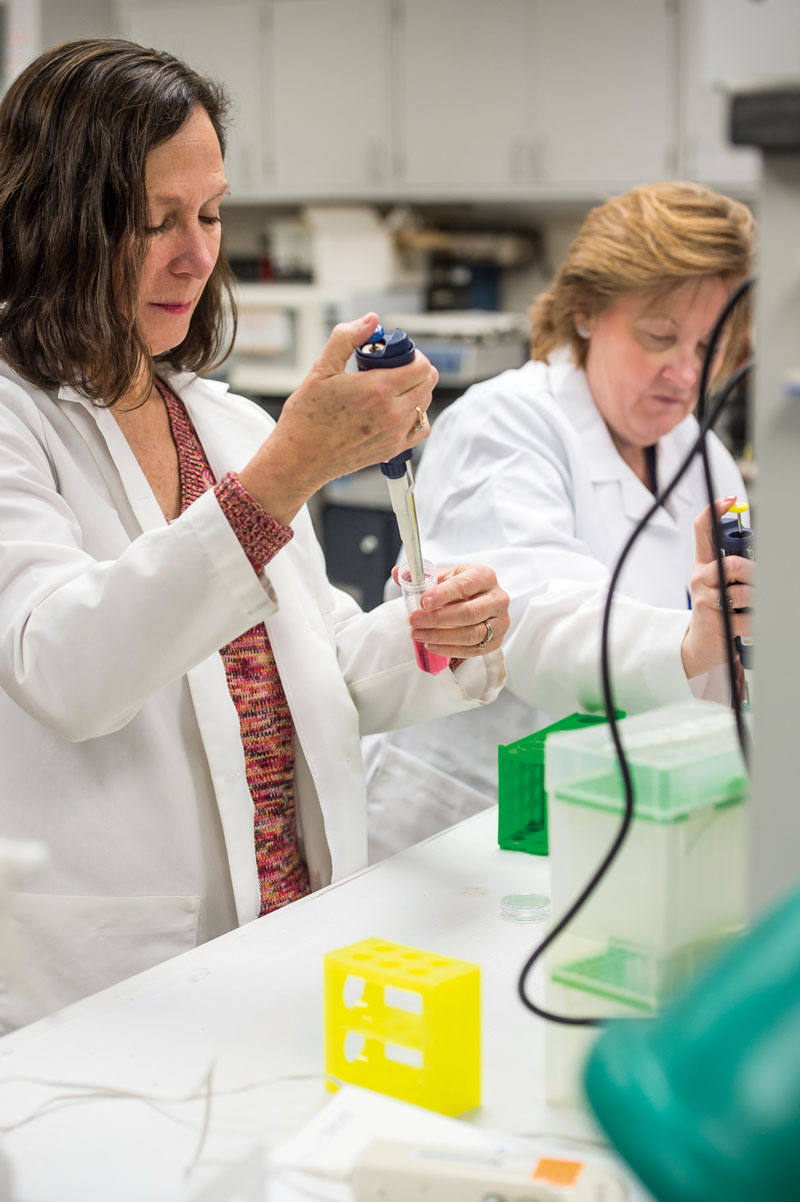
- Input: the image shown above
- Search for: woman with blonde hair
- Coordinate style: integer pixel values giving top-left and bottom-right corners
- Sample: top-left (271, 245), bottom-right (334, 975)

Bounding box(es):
top-left (365, 181), bottom-right (754, 862)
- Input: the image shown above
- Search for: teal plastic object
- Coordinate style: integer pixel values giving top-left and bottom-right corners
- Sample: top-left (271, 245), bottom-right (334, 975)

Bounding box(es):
top-left (584, 886), bottom-right (800, 1202)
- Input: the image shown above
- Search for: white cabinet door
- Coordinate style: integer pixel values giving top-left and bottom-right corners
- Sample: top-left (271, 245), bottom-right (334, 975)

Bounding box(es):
top-left (394, 0), bottom-right (533, 192)
top-left (532, 0), bottom-right (674, 191)
top-left (122, 0), bottom-right (268, 199)
top-left (677, 0), bottom-right (759, 190)
top-left (265, 0), bottom-right (393, 196)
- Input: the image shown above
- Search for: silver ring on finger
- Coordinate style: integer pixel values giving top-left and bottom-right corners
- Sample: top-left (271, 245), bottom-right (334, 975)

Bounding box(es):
top-left (714, 594), bottom-right (735, 612)
top-left (476, 619), bottom-right (493, 650)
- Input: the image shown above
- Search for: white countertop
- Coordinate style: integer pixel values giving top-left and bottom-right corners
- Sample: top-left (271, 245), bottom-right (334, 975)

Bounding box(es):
top-left (0, 809), bottom-right (649, 1202)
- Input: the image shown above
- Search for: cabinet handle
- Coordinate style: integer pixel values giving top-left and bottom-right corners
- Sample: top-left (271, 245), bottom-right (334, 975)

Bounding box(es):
top-left (359, 534), bottom-right (380, 556)
top-left (668, 140), bottom-right (683, 178)
top-left (528, 137), bottom-right (547, 183)
top-left (237, 144), bottom-right (254, 190)
top-left (509, 138), bottom-right (528, 182)
top-left (365, 141), bottom-right (387, 186)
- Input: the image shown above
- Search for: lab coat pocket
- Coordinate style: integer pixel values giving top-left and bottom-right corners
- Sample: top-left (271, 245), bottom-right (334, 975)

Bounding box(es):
top-left (366, 739), bottom-right (491, 864)
top-left (1, 891), bottom-right (200, 1033)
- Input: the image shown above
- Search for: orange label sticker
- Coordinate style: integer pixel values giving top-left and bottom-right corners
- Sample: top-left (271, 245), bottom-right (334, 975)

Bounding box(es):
top-left (533, 1158), bottom-right (583, 1186)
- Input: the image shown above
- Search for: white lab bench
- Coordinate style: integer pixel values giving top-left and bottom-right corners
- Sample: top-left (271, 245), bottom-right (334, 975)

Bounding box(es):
top-left (0, 809), bottom-right (650, 1201)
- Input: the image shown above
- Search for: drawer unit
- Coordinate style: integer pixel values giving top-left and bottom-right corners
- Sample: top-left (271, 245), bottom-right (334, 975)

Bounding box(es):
top-left (322, 503), bottom-right (401, 611)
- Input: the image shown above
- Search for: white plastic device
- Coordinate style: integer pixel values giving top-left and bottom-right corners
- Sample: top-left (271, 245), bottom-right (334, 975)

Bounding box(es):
top-left (351, 1139), bottom-right (627, 1201)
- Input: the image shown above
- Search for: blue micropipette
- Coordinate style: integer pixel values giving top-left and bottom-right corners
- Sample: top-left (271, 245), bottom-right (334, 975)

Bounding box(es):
top-left (355, 325), bottom-right (426, 585)
top-left (719, 500), bottom-right (753, 671)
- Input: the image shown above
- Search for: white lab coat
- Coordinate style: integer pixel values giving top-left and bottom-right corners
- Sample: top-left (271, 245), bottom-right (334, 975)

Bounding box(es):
top-left (364, 349), bottom-right (745, 861)
top-left (0, 364), bottom-right (504, 1030)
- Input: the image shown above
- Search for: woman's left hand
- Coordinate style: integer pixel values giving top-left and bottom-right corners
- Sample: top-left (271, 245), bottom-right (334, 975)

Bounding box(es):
top-left (393, 564), bottom-right (510, 659)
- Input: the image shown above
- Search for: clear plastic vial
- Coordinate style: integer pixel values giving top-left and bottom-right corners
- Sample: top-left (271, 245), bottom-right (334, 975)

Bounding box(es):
top-left (398, 560), bottom-right (450, 675)
top-left (500, 893), bottom-right (552, 923)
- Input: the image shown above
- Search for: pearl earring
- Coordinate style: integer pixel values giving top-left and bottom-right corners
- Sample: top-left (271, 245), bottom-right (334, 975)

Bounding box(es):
top-left (577, 324), bottom-right (590, 338)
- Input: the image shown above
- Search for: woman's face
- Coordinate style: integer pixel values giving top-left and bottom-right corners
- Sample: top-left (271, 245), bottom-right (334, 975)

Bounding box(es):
top-left (581, 277), bottom-right (729, 452)
top-left (137, 106), bottom-right (227, 357)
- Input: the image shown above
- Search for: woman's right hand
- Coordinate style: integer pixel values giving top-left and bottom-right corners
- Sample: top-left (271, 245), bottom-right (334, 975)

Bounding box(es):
top-left (681, 495), bottom-right (754, 679)
top-left (238, 313), bottom-right (438, 525)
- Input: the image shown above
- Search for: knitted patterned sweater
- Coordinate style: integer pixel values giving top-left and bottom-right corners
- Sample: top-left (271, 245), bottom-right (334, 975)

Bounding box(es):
top-left (157, 377), bottom-right (311, 916)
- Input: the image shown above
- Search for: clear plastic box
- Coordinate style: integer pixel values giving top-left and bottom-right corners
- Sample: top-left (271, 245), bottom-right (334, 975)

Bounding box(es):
top-left (544, 700), bottom-right (749, 1016)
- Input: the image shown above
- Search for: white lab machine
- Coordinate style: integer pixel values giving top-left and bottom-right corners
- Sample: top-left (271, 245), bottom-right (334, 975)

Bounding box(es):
top-left (715, 10), bottom-right (800, 914)
top-left (541, 701), bottom-right (749, 1108)
top-left (351, 1139), bottom-right (626, 1202)
top-left (384, 309), bottom-right (530, 388)
top-left (226, 282), bottom-right (422, 398)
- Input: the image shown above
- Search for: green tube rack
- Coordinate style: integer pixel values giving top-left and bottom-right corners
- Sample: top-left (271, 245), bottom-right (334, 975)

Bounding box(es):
top-left (497, 712), bottom-right (623, 856)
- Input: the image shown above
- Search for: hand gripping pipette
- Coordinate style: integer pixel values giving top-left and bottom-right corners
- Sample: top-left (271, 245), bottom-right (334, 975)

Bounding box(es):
top-left (719, 500), bottom-right (754, 671)
top-left (355, 325), bottom-right (425, 585)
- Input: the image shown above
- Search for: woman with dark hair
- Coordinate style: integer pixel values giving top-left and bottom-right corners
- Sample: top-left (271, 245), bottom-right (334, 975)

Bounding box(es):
top-left (0, 39), bottom-right (509, 1030)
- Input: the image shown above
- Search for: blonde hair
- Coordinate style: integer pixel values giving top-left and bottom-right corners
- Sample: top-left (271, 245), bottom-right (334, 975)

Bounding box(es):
top-left (530, 181), bottom-right (754, 377)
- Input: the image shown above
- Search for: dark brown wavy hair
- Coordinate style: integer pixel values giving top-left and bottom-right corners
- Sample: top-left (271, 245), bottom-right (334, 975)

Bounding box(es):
top-left (0, 38), bottom-right (237, 407)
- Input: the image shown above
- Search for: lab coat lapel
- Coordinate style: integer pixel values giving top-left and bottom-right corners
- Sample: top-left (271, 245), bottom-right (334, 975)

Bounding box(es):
top-left (59, 370), bottom-right (320, 642)
top-left (165, 376), bottom-right (284, 924)
top-left (57, 375), bottom-right (280, 926)
top-left (57, 374), bottom-right (261, 538)
top-left (57, 384), bottom-right (169, 535)
top-left (557, 369), bottom-right (675, 532)
top-left (176, 373), bottom-right (319, 615)
top-left (176, 377), bottom-right (354, 883)
top-left (653, 415), bottom-right (706, 526)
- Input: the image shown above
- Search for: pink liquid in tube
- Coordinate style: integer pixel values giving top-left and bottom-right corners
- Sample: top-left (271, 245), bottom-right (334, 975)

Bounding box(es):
top-left (400, 559), bottom-right (451, 675)
top-left (413, 641), bottom-right (450, 675)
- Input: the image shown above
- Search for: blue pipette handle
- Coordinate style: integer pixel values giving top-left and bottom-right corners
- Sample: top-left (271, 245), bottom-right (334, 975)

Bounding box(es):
top-left (719, 514), bottom-right (754, 669)
top-left (354, 326), bottom-right (416, 478)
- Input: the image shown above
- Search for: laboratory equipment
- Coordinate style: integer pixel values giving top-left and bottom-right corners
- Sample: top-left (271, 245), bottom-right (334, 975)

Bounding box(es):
top-left (546, 700), bottom-right (748, 1010)
top-left (585, 883), bottom-right (800, 1202)
top-left (382, 310), bottom-right (529, 387)
top-left (398, 558), bottom-right (449, 675)
top-left (581, 74), bottom-right (800, 1198)
top-left (355, 325), bottom-right (425, 585)
top-left (227, 284), bottom-right (418, 396)
top-left (719, 499), bottom-right (753, 671)
top-left (321, 480), bottom-right (402, 610)
top-left (495, 716), bottom-right (619, 928)
top-left (352, 1140), bottom-right (627, 1202)
top-left (729, 78), bottom-right (800, 912)
top-left (541, 700), bottom-right (748, 1106)
top-left (324, 936), bottom-right (480, 1116)
top-left (499, 892), bottom-right (551, 923)
top-left (497, 713), bottom-right (622, 857)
